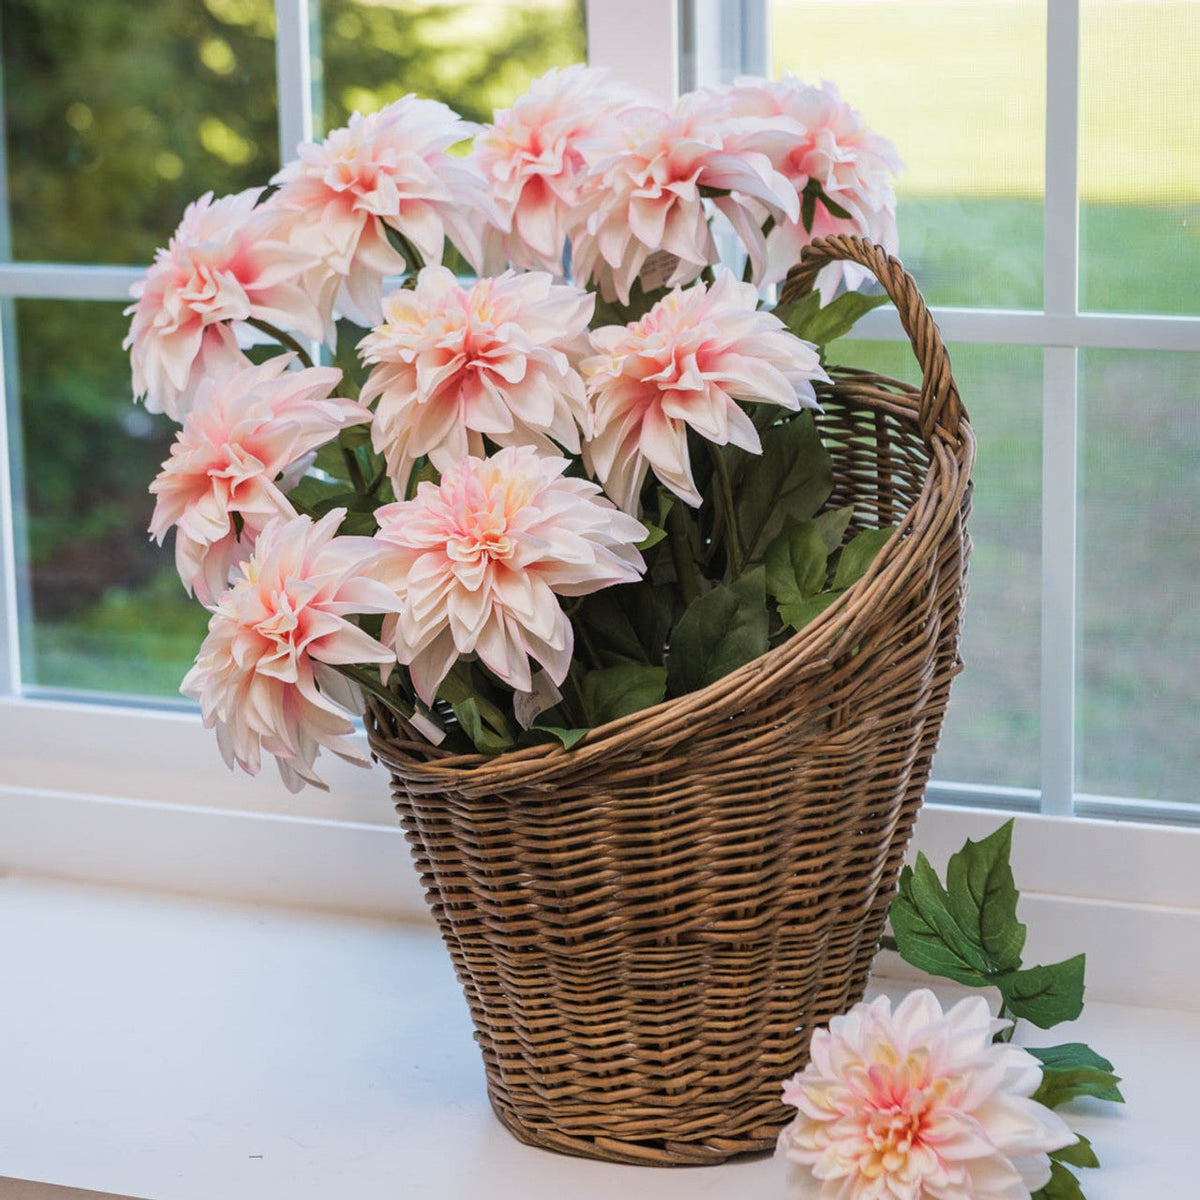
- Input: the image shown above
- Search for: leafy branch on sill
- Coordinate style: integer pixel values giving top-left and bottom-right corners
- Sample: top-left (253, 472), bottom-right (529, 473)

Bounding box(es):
top-left (887, 820), bottom-right (1125, 1200)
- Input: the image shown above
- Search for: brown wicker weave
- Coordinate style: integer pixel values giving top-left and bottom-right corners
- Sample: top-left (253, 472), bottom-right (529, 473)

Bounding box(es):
top-left (366, 235), bottom-right (975, 1167)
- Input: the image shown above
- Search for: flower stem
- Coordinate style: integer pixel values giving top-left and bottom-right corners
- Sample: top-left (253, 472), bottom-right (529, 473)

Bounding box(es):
top-left (707, 442), bottom-right (744, 578)
top-left (246, 317), bottom-right (314, 368)
top-left (666, 500), bottom-right (702, 607)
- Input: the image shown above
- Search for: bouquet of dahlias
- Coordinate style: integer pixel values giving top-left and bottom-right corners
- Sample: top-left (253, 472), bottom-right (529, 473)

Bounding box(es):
top-left (128, 66), bottom-right (903, 791)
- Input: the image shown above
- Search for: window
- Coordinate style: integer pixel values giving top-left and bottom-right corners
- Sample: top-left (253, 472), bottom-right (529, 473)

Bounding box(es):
top-left (0, 0), bottom-right (1194, 856)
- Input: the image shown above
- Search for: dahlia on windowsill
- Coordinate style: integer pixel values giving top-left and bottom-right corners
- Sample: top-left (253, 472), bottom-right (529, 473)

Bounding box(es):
top-left (128, 65), bottom-right (904, 790)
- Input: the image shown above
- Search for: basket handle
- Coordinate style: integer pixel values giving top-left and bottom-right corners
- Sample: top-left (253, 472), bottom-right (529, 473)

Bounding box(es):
top-left (778, 234), bottom-right (963, 444)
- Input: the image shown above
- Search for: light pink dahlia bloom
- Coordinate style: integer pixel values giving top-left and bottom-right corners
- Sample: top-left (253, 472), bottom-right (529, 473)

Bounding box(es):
top-left (271, 97), bottom-right (490, 327)
top-left (149, 356), bottom-right (370, 604)
top-left (472, 64), bottom-right (643, 275)
top-left (568, 104), bottom-right (799, 304)
top-left (713, 76), bottom-right (902, 296)
top-left (359, 266), bottom-right (594, 492)
top-left (373, 446), bottom-right (646, 706)
top-left (181, 509), bottom-right (402, 793)
top-left (777, 990), bottom-right (1077, 1200)
top-left (582, 269), bottom-right (826, 512)
top-left (125, 189), bottom-right (326, 420)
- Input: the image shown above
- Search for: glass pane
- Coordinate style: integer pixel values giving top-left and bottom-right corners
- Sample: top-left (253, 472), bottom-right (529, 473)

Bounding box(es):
top-left (1079, 2), bottom-right (1200, 315)
top-left (826, 339), bottom-right (1042, 790)
top-left (1078, 350), bottom-right (1199, 802)
top-left (770, 1), bottom-right (1045, 309)
top-left (8, 300), bottom-right (207, 697)
top-left (318, 1), bottom-right (587, 132)
top-left (1, 0), bottom-right (279, 265)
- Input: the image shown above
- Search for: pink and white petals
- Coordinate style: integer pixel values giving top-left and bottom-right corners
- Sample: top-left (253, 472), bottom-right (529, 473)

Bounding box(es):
top-left (472, 64), bottom-right (645, 275)
top-left (148, 356), bottom-right (370, 605)
top-left (181, 510), bottom-right (403, 793)
top-left (271, 97), bottom-right (491, 328)
top-left (777, 990), bottom-right (1077, 1200)
top-left (359, 267), bottom-right (594, 493)
top-left (582, 270), bottom-right (826, 513)
top-left (124, 189), bottom-right (327, 420)
top-left (372, 446), bottom-right (646, 708)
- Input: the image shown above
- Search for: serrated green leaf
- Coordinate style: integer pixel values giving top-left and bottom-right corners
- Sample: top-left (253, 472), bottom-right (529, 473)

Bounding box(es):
top-left (945, 819), bottom-right (1026, 973)
top-left (890, 859), bottom-right (994, 987)
top-left (765, 518), bottom-right (829, 606)
top-left (575, 581), bottom-right (672, 668)
top-left (636, 521), bottom-right (667, 551)
top-left (339, 423), bottom-right (373, 450)
top-left (287, 473), bottom-right (347, 513)
top-left (734, 412), bottom-right (833, 564)
top-left (313, 440), bottom-right (353, 481)
top-left (580, 665), bottom-right (667, 726)
top-left (1050, 1133), bottom-right (1100, 1170)
top-left (779, 589), bottom-right (844, 633)
top-left (996, 955), bottom-right (1087, 1029)
top-left (832, 525), bottom-right (895, 590)
top-left (777, 288), bottom-right (891, 349)
top-left (1030, 1044), bottom-right (1124, 1105)
top-left (530, 725), bottom-right (589, 750)
top-left (666, 567), bottom-right (769, 697)
top-left (1032, 1159), bottom-right (1087, 1200)
top-left (813, 505), bottom-right (854, 553)
top-left (1029, 1042), bottom-right (1117, 1075)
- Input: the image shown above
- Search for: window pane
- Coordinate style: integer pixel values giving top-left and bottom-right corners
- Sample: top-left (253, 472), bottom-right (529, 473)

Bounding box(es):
top-left (770, 1), bottom-right (1045, 310)
top-left (827, 339), bottom-right (1042, 790)
top-left (1078, 350), bottom-right (1198, 802)
top-left (318, 1), bottom-right (586, 132)
top-left (1079, 1), bottom-right (1200, 315)
top-left (7, 300), bottom-right (206, 698)
top-left (1, 0), bottom-right (278, 265)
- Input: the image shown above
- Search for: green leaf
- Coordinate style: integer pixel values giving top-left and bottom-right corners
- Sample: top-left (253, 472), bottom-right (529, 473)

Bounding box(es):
top-left (813, 505), bottom-right (855, 553)
top-left (890, 857), bottom-right (994, 986)
top-left (765, 518), bottom-right (829, 606)
top-left (945, 819), bottom-right (1026, 973)
top-left (1050, 1133), bottom-right (1100, 1170)
top-left (530, 725), bottom-right (589, 750)
top-left (575, 582), bottom-right (672, 667)
top-left (779, 589), bottom-right (844, 633)
top-left (1032, 1159), bottom-right (1087, 1200)
top-left (666, 567), bottom-right (769, 697)
top-left (800, 187), bottom-right (816, 234)
top-left (733, 412), bottom-right (833, 564)
top-left (636, 521), bottom-right (668, 551)
top-left (777, 288), bottom-right (891, 348)
top-left (996, 955), bottom-right (1087, 1029)
top-left (336, 511), bottom-right (379, 536)
top-left (437, 663), bottom-right (515, 754)
top-left (287, 473), bottom-right (348, 512)
top-left (1030, 1045), bottom-right (1124, 1106)
top-left (832, 525), bottom-right (895, 590)
top-left (580, 665), bottom-right (668, 726)
top-left (313, 441), bottom-right (353, 481)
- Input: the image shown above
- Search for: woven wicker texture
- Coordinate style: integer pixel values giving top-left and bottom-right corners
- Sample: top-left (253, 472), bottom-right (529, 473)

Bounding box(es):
top-left (366, 235), bottom-right (976, 1166)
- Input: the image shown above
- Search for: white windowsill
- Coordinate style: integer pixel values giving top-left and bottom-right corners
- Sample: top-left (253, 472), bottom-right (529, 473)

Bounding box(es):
top-left (0, 873), bottom-right (1187, 1199)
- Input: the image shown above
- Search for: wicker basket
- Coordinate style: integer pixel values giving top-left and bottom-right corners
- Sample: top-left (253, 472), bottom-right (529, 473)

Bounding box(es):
top-left (366, 235), bottom-right (975, 1167)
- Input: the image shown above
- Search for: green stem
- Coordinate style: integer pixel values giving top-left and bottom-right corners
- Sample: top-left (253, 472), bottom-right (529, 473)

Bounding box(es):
top-left (666, 501), bottom-right (702, 607)
top-left (707, 442), bottom-right (744, 578)
top-left (330, 662), bottom-right (413, 721)
top-left (995, 1000), bottom-right (1017, 1044)
top-left (246, 317), bottom-right (314, 368)
top-left (341, 442), bottom-right (368, 494)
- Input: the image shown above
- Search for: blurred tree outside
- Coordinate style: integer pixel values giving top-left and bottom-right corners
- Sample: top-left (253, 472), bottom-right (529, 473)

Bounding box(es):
top-left (0, 0), bottom-right (584, 692)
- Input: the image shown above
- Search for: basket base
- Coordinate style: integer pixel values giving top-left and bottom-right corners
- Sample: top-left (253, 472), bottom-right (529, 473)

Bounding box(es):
top-left (488, 1091), bottom-right (782, 1167)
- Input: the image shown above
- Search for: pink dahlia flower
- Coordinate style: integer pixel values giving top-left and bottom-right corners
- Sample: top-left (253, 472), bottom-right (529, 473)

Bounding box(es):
top-left (568, 104), bottom-right (798, 304)
top-left (181, 509), bottom-right (402, 793)
top-left (125, 189), bottom-right (326, 420)
top-left (271, 97), bottom-right (490, 328)
top-left (149, 356), bottom-right (370, 605)
top-left (373, 446), bottom-right (646, 706)
top-left (472, 64), bottom-right (643, 274)
top-left (777, 990), bottom-right (1077, 1200)
top-left (359, 266), bottom-right (594, 492)
top-left (711, 76), bottom-right (902, 296)
top-left (582, 269), bottom-right (826, 512)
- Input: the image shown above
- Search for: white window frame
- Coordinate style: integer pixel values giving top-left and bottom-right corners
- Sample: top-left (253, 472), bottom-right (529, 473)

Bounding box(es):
top-left (1, 1), bottom-right (1198, 1009)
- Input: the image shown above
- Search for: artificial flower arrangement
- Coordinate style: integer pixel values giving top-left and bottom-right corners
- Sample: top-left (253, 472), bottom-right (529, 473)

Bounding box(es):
top-left (126, 65), bottom-right (903, 790)
top-left (126, 64), bottom-right (1121, 1199)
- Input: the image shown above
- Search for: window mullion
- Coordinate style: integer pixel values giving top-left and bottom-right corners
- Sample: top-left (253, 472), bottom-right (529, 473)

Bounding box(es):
top-left (587, 0), bottom-right (680, 105)
top-left (275, 0), bottom-right (317, 163)
top-left (1040, 0), bottom-right (1082, 817)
